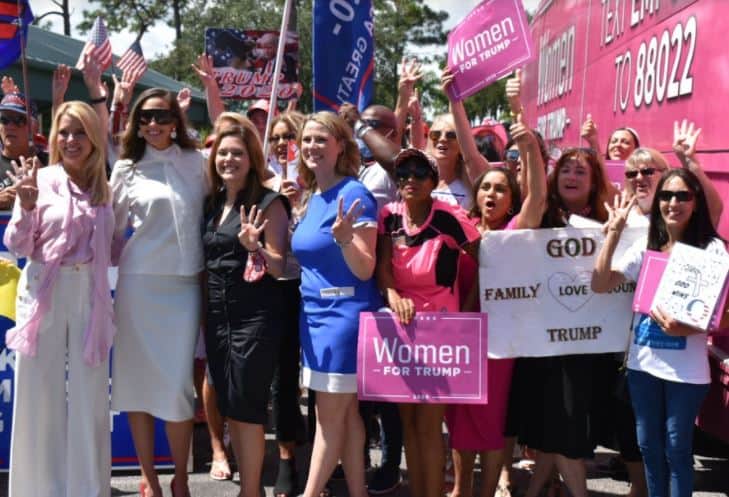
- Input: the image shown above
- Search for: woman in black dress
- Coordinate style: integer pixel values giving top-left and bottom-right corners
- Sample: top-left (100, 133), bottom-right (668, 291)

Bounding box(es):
top-left (202, 120), bottom-right (289, 497)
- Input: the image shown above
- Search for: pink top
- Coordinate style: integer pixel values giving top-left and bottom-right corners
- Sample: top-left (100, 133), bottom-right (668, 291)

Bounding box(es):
top-left (378, 199), bottom-right (480, 312)
top-left (2, 165), bottom-right (115, 366)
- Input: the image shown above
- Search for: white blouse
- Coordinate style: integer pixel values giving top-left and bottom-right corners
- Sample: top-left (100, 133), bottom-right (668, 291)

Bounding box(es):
top-left (111, 144), bottom-right (208, 276)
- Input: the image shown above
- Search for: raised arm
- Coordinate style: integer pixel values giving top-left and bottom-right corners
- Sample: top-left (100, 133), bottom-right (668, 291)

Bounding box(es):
top-left (237, 201), bottom-right (288, 279)
top-left (591, 192), bottom-right (635, 293)
top-left (3, 157), bottom-right (40, 257)
top-left (51, 64), bottom-right (71, 119)
top-left (192, 53), bottom-right (225, 125)
top-left (331, 197), bottom-right (377, 281)
top-left (512, 111), bottom-right (547, 229)
top-left (339, 103), bottom-right (400, 174)
top-left (408, 88), bottom-right (426, 150)
top-left (81, 54), bottom-right (109, 148)
top-left (441, 67), bottom-right (489, 183)
top-left (394, 57), bottom-right (422, 145)
top-left (110, 67), bottom-right (143, 143)
top-left (581, 113), bottom-right (619, 199)
top-left (673, 119), bottom-right (723, 227)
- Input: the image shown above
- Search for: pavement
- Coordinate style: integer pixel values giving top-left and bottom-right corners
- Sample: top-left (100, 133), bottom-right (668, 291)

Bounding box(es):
top-left (1, 414), bottom-right (727, 497)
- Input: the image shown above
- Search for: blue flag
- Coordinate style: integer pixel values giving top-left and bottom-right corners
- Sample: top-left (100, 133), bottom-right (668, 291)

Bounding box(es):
top-left (312, 0), bottom-right (374, 112)
top-left (0, 0), bottom-right (33, 70)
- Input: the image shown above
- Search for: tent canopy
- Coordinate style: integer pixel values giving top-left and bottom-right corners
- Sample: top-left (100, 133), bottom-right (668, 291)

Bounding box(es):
top-left (3, 26), bottom-right (208, 128)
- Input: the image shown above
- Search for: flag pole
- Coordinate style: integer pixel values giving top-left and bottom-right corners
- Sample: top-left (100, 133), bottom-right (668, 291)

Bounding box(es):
top-left (16, 0), bottom-right (33, 150)
top-left (262, 0), bottom-right (294, 167)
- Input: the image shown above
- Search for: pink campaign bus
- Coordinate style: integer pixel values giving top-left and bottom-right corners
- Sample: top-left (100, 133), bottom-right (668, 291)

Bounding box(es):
top-left (519, 0), bottom-right (729, 445)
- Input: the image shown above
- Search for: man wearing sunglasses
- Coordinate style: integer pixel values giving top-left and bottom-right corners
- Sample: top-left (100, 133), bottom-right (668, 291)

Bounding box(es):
top-left (0, 93), bottom-right (48, 210)
top-left (340, 103), bottom-right (402, 214)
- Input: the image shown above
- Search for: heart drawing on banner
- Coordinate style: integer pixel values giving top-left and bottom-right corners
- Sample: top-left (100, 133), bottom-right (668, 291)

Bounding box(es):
top-left (547, 271), bottom-right (594, 312)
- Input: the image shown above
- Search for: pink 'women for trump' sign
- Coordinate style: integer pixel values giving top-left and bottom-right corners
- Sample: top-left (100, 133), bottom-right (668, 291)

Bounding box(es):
top-left (446, 0), bottom-right (535, 101)
top-left (357, 312), bottom-right (488, 404)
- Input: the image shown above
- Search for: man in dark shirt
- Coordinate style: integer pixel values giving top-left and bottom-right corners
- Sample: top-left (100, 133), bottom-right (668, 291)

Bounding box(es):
top-left (0, 92), bottom-right (47, 210)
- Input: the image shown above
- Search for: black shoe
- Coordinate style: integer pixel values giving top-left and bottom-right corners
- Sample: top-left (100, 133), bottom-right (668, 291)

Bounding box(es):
top-left (274, 458), bottom-right (299, 497)
top-left (367, 466), bottom-right (402, 495)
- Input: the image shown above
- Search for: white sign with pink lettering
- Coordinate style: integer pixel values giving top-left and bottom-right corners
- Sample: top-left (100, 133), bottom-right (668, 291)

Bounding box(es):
top-left (479, 227), bottom-right (644, 358)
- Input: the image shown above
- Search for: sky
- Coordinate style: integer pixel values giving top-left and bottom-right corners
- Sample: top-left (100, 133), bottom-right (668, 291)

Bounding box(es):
top-left (32, 0), bottom-right (542, 60)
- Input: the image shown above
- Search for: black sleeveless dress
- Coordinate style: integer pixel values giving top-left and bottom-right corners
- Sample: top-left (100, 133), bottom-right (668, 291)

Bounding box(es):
top-left (202, 187), bottom-right (289, 423)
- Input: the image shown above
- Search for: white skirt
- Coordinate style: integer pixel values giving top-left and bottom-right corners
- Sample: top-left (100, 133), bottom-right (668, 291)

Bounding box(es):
top-left (111, 274), bottom-right (200, 421)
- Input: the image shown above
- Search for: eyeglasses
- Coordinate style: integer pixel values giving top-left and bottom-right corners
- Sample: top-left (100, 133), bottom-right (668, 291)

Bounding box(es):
top-left (624, 167), bottom-right (657, 179)
top-left (0, 114), bottom-right (27, 126)
top-left (138, 109), bottom-right (175, 125)
top-left (656, 190), bottom-right (695, 202)
top-left (428, 129), bottom-right (457, 142)
top-left (268, 133), bottom-right (296, 142)
top-left (504, 149), bottom-right (520, 163)
top-left (395, 164), bottom-right (432, 183)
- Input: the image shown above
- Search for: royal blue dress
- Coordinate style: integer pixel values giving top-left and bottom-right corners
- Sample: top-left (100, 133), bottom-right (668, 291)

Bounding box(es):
top-left (292, 177), bottom-right (382, 393)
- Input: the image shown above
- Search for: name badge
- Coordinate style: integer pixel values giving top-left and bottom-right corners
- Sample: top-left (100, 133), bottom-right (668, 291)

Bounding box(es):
top-left (320, 286), bottom-right (355, 298)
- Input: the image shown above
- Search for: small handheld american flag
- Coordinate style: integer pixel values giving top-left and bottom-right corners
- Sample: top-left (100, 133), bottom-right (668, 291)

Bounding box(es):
top-left (76, 16), bottom-right (112, 71)
top-left (118, 40), bottom-right (147, 76)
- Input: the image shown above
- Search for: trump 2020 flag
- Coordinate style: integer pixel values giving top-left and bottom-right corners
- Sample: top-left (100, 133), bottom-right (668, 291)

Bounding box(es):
top-left (76, 16), bottom-right (112, 71)
top-left (312, 0), bottom-right (374, 112)
top-left (0, 0), bottom-right (33, 70)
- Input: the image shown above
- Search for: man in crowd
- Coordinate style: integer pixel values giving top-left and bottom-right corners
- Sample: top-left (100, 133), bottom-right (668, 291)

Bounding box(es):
top-left (0, 92), bottom-right (47, 211)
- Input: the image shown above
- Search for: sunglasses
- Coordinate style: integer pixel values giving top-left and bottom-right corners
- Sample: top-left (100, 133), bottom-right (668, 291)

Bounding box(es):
top-left (624, 167), bottom-right (657, 179)
top-left (428, 129), bottom-right (457, 142)
top-left (396, 164), bottom-right (432, 182)
top-left (504, 149), bottom-right (520, 163)
top-left (656, 190), bottom-right (695, 202)
top-left (0, 114), bottom-right (27, 126)
top-left (268, 133), bottom-right (296, 143)
top-left (138, 109), bottom-right (175, 125)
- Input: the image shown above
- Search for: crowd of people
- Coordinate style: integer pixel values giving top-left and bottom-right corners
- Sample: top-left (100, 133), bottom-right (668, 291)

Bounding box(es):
top-left (0, 50), bottom-right (726, 497)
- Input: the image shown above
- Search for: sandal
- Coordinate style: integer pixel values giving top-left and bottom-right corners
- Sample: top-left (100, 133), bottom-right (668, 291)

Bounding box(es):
top-left (274, 458), bottom-right (299, 497)
top-left (209, 458), bottom-right (232, 481)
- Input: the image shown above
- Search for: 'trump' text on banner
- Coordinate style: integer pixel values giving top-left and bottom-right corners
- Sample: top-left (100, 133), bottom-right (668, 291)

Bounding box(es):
top-left (205, 28), bottom-right (300, 100)
top-left (446, 0), bottom-right (535, 101)
top-left (480, 227), bottom-right (643, 358)
top-left (358, 312), bottom-right (488, 404)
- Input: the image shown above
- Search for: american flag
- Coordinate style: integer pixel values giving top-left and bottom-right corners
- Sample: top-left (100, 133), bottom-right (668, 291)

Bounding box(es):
top-left (118, 40), bottom-right (147, 76)
top-left (75, 16), bottom-right (112, 71)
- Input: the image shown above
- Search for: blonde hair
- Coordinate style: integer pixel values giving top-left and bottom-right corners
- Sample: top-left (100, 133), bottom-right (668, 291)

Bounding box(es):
top-left (625, 147), bottom-right (669, 171)
top-left (49, 101), bottom-right (110, 206)
top-left (427, 113), bottom-right (470, 197)
top-left (297, 112), bottom-right (359, 191)
top-left (214, 112), bottom-right (249, 133)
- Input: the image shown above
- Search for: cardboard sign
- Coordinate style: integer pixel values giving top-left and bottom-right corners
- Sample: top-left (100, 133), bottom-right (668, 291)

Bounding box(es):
top-left (653, 242), bottom-right (729, 330)
top-left (357, 312), bottom-right (488, 404)
top-left (479, 227), bottom-right (644, 358)
top-left (205, 28), bottom-right (300, 100)
top-left (446, 0), bottom-right (535, 101)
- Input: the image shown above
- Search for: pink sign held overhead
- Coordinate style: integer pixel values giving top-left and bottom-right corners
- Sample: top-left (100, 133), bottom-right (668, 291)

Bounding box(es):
top-left (446, 0), bottom-right (535, 101)
top-left (357, 312), bottom-right (488, 404)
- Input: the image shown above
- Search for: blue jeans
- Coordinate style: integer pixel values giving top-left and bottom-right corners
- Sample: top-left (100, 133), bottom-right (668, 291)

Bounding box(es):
top-left (627, 369), bottom-right (709, 497)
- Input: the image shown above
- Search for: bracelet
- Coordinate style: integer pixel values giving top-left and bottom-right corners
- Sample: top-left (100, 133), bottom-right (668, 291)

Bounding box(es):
top-left (89, 95), bottom-right (107, 105)
top-left (334, 236), bottom-right (353, 248)
top-left (246, 241), bottom-right (263, 253)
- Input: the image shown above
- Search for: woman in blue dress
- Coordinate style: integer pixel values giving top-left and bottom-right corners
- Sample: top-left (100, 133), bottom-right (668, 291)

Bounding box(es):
top-left (291, 112), bottom-right (381, 497)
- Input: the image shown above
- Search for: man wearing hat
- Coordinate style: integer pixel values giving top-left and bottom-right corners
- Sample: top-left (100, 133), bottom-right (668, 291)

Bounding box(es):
top-left (246, 99), bottom-right (271, 142)
top-left (0, 92), bottom-right (47, 210)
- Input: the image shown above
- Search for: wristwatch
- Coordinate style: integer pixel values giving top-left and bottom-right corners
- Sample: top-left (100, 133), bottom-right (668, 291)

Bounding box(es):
top-left (354, 120), bottom-right (373, 139)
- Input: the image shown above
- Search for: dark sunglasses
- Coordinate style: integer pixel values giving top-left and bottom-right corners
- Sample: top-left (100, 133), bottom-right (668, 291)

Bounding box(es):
top-left (268, 133), bottom-right (296, 142)
top-left (0, 114), bottom-right (27, 126)
top-left (504, 149), bottom-right (520, 163)
top-left (656, 190), bottom-right (695, 202)
top-left (428, 129), bottom-right (457, 142)
top-left (138, 109), bottom-right (175, 125)
top-left (396, 164), bottom-right (432, 182)
top-left (624, 167), bottom-right (657, 179)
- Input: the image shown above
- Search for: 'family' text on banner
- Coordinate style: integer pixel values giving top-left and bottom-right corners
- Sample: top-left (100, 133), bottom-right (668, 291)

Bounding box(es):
top-left (480, 227), bottom-right (643, 358)
top-left (446, 0), bottom-right (534, 101)
top-left (357, 312), bottom-right (488, 404)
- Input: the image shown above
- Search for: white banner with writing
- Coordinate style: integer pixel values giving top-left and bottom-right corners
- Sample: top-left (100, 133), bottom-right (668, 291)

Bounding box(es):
top-left (479, 227), bottom-right (644, 358)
